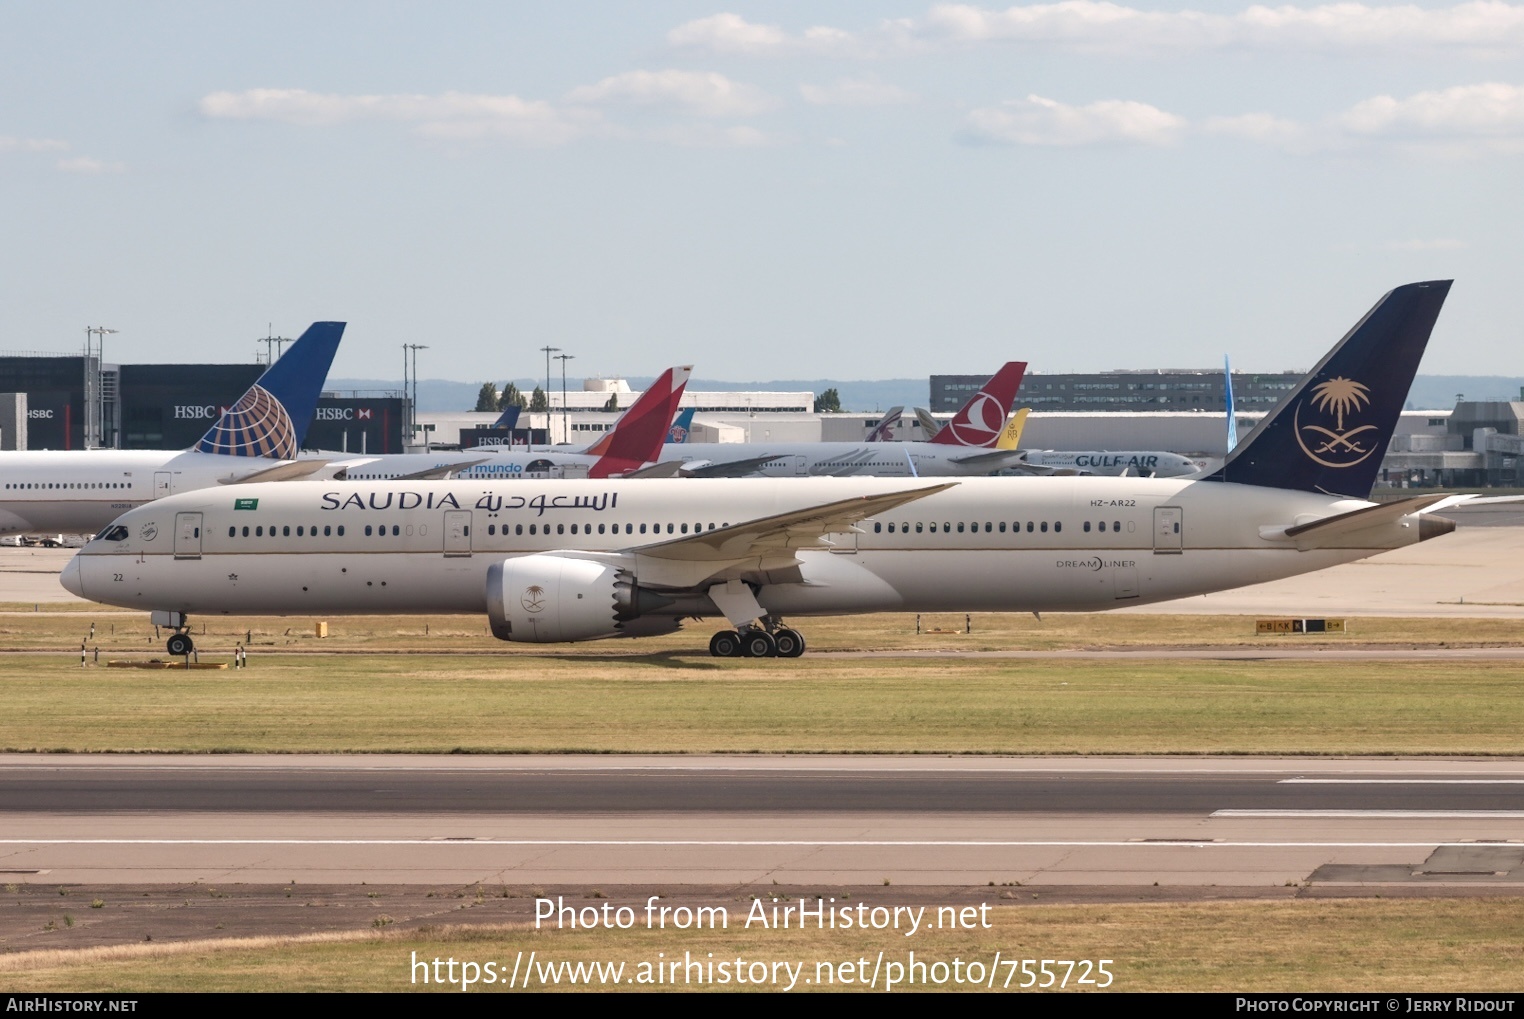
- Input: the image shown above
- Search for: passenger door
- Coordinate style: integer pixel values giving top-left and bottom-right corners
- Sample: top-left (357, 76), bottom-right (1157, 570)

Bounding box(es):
top-left (444, 510), bottom-right (472, 557)
top-left (174, 512), bottom-right (202, 560)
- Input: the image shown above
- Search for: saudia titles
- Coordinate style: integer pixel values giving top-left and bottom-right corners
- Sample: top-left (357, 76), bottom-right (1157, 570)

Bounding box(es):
top-left (319, 490), bottom-right (619, 517)
top-left (1292, 376), bottom-right (1377, 469)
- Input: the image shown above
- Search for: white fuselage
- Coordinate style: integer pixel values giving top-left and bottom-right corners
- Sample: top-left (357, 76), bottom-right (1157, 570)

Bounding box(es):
top-left (650, 441), bottom-right (1022, 477)
top-left (1018, 450), bottom-right (1204, 478)
top-left (64, 476), bottom-right (1427, 624)
top-left (314, 449), bottom-right (606, 481)
top-left (0, 449), bottom-right (289, 536)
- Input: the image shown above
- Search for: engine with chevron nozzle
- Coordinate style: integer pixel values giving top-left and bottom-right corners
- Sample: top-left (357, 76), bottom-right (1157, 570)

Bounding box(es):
top-left (486, 554), bottom-right (677, 642)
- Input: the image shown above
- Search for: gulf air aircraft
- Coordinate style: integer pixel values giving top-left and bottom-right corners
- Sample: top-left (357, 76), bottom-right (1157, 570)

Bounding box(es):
top-left (65, 281), bottom-right (1469, 659)
top-left (0, 322), bottom-right (344, 537)
top-left (325, 366), bottom-right (692, 482)
top-left (643, 361), bottom-right (1029, 478)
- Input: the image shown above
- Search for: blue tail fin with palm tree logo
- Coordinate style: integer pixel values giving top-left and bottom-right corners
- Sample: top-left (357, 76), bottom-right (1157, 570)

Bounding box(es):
top-left (194, 321), bottom-right (345, 460)
top-left (1202, 281), bottom-right (1451, 499)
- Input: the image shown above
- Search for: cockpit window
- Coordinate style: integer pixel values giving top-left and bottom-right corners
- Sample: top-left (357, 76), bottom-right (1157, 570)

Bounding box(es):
top-left (97, 525), bottom-right (129, 542)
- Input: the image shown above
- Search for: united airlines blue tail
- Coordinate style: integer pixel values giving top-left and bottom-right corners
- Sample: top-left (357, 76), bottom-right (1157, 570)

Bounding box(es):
top-left (1203, 281), bottom-right (1451, 499)
top-left (492, 405), bottom-right (522, 431)
top-left (1224, 354), bottom-right (1237, 454)
top-left (194, 321), bottom-right (345, 460)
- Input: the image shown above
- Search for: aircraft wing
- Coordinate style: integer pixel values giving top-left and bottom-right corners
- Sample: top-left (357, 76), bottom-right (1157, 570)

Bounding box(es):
top-left (629, 482), bottom-right (957, 588)
top-left (673, 456), bottom-right (785, 479)
top-left (946, 449), bottom-right (1030, 472)
top-left (389, 458), bottom-right (492, 481)
top-left (218, 459), bottom-right (335, 484)
top-left (617, 460), bottom-right (688, 479)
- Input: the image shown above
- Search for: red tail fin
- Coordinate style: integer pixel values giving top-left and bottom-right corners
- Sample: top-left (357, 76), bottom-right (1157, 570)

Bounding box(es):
top-left (588, 366), bottom-right (692, 479)
top-left (929, 361), bottom-right (1027, 447)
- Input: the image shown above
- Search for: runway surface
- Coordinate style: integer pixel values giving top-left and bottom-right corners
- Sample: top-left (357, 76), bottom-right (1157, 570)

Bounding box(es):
top-left (3, 755), bottom-right (1522, 889)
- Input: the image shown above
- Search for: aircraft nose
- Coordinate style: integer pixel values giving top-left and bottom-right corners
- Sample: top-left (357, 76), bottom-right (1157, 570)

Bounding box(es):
top-left (59, 555), bottom-right (85, 599)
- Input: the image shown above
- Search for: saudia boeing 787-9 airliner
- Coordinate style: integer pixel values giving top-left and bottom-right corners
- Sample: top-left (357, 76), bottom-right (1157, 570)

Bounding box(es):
top-left (65, 282), bottom-right (1470, 658)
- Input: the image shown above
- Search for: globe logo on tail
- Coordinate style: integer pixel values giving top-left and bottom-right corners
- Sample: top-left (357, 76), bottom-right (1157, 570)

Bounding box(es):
top-left (1294, 377), bottom-right (1377, 469)
top-left (195, 385), bottom-right (298, 459)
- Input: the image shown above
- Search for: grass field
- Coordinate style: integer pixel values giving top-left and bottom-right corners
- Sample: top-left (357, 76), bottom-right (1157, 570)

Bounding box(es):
top-left (1, 612), bottom-right (1521, 754)
top-left (3, 898), bottom-right (1522, 992)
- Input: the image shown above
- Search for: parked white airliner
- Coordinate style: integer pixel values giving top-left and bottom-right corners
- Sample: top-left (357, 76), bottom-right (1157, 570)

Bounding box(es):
top-left (0, 322), bottom-right (344, 537)
top-left (640, 361), bottom-right (1030, 478)
top-left (64, 282), bottom-right (1462, 659)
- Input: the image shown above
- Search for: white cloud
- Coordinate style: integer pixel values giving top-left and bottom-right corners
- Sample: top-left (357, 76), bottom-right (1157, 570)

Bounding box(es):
top-left (0, 136), bottom-right (69, 154)
top-left (564, 70), bottom-right (776, 118)
top-left (673, 3), bottom-right (1524, 57)
top-left (799, 77), bottom-right (917, 106)
top-left (963, 94), bottom-right (1186, 145)
top-left (199, 88), bottom-right (593, 146)
top-left (1339, 82), bottom-right (1524, 138)
top-left (56, 157), bottom-right (125, 174)
top-left (668, 12), bottom-right (859, 55)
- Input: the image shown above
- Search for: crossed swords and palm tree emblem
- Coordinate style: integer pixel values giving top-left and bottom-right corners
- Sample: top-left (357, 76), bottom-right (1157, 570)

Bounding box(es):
top-left (1296, 376), bottom-right (1376, 466)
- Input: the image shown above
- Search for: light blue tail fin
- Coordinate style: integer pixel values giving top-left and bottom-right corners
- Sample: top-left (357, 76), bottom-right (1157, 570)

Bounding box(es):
top-left (668, 407), bottom-right (695, 444)
top-left (194, 321), bottom-right (345, 458)
top-left (1224, 354), bottom-right (1238, 454)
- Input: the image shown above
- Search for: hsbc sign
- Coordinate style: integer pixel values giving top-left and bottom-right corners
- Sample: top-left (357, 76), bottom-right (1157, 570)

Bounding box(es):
top-left (27, 409), bottom-right (53, 419)
top-left (174, 405), bottom-right (229, 420)
top-left (316, 407), bottom-right (374, 421)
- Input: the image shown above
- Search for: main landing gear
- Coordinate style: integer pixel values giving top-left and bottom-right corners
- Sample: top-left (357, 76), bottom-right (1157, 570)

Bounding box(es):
top-left (708, 620), bottom-right (806, 658)
top-left (166, 631), bottom-right (194, 657)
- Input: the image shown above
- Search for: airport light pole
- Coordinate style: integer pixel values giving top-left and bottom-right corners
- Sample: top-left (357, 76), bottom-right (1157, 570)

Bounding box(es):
top-left (260, 326), bottom-right (292, 366)
top-left (84, 326), bottom-right (117, 449)
top-left (555, 352), bottom-right (574, 445)
top-left (404, 344), bottom-right (429, 445)
top-left (539, 345), bottom-right (559, 444)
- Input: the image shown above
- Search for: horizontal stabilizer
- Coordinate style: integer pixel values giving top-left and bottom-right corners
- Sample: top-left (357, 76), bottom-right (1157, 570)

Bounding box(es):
top-left (1261, 494), bottom-right (1452, 549)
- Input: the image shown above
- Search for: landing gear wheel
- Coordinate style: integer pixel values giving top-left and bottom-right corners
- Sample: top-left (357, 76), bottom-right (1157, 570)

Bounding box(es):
top-left (166, 632), bottom-right (194, 657)
top-left (741, 630), bottom-right (777, 658)
top-left (709, 630), bottom-right (743, 658)
top-left (773, 628), bottom-right (806, 658)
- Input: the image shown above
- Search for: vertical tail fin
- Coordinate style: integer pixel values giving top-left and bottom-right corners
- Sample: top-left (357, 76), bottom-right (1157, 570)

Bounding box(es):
top-left (492, 405), bottom-right (522, 431)
top-left (1224, 354), bottom-right (1238, 454)
top-left (667, 407), bottom-right (695, 444)
top-left (929, 362), bottom-right (1027, 447)
top-left (194, 321), bottom-right (344, 459)
top-left (996, 407), bottom-right (1030, 451)
top-left (1203, 281), bottom-right (1451, 498)
top-left (912, 407), bottom-right (941, 439)
top-left (864, 407), bottom-right (903, 442)
top-left (588, 366), bottom-right (693, 479)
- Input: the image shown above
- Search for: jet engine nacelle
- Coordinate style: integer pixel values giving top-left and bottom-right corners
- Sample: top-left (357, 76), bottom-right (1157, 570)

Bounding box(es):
top-left (485, 554), bottom-right (675, 643)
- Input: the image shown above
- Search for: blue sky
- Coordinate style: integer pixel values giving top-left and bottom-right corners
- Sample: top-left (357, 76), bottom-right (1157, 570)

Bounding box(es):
top-left (2, 2), bottom-right (1521, 381)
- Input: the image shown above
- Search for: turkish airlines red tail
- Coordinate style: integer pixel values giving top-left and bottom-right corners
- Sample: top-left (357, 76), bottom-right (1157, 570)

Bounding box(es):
top-left (929, 361), bottom-right (1027, 448)
top-left (587, 366), bottom-right (693, 479)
